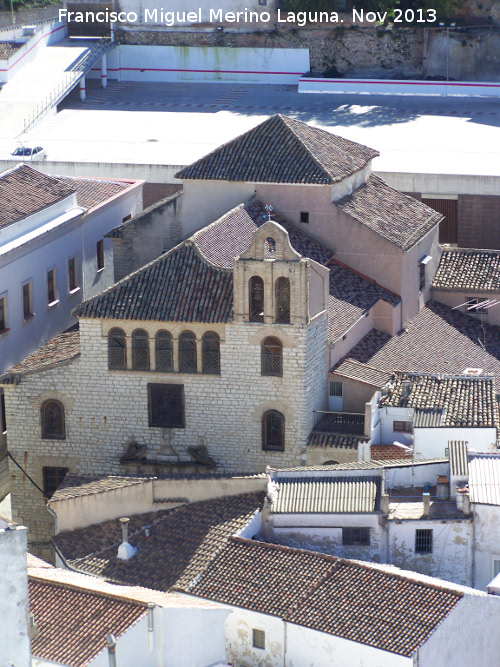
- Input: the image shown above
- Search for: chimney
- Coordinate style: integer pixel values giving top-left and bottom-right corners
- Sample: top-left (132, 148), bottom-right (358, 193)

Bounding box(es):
top-left (117, 517), bottom-right (137, 561)
top-left (422, 492), bottom-right (431, 517)
top-left (380, 494), bottom-right (390, 515)
top-left (401, 379), bottom-right (412, 397)
top-left (106, 634), bottom-right (117, 667)
top-left (357, 440), bottom-right (371, 462)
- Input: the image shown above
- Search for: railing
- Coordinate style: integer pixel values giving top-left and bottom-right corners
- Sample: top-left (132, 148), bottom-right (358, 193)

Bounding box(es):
top-left (22, 36), bottom-right (112, 135)
top-left (313, 410), bottom-right (365, 435)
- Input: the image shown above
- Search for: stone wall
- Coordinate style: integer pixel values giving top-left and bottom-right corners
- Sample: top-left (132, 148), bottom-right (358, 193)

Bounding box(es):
top-left (457, 195), bottom-right (500, 249)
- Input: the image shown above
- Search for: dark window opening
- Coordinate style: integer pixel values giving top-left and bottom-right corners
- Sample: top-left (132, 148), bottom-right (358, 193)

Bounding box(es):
top-left (261, 337), bottom-right (282, 377)
top-left (249, 276), bottom-right (264, 323)
top-left (0, 297), bottom-right (6, 331)
top-left (415, 529), bottom-right (433, 554)
top-left (155, 331), bottom-right (173, 372)
top-left (148, 383), bottom-right (184, 428)
top-left (132, 329), bottom-right (150, 370)
top-left (275, 277), bottom-right (290, 324)
top-left (342, 527), bottom-right (370, 546)
top-left (329, 381), bottom-right (343, 397)
top-left (122, 214), bottom-right (132, 223)
top-left (253, 629), bottom-right (265, 649)
top-left (179, 331), bottom-right (197, 373)
top-left (97, 239), bottom-right (105, 271)
top-left (108, 328), bottom-right (126, 369)
top-left (419, 263), bottom-right (426, 291)
top-left (1, 393), bottom-right (6, 433)
top-left (394, 420), bottom-right (412, 433)
top-left (262, 410), bottom-right (285, 451)
top-left (300, 211), bottom-right (309, 224)
top-left (265, 237), bottom-right (276, 259)
top-left (47, 269), bottom-right (56, 304)
top-left (23, 283), bottom-right (33, 319)
top-left (466, 297), bottom-right (489, 315)
top-left (43, 466), bottom-right (68, 499)
top-left (41, 400), bottom-right (65, 440)
top-left (202, 332), bottom-right (220, 374)
top-left (68, 258), bottom-right (78, 292)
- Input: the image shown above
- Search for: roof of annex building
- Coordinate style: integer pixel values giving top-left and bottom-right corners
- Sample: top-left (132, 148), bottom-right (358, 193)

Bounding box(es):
top-left (468, 454), bottom-right (500, 506)
top-left (380, 371), bottom-right (498, 428)
top-left (56, 174), bottom-right (135, 211)
top-left (336, 174), bottom-right (443, 251)
top-left (343, 300), bottom-right (500, 389)
top-left (0, 164), bottom-right (76, 229)
top-left (271, 457), bottom-right (447, 473)
top-left (175, 114), bottom-right (379, 185)
top-left (331, 358), bottom-right (392, 387)
top-left (178, 536), bottom-right (463, 658)
top-left (307, 432), bottom-right (370, 449)
top-left (449, 440), bottom-right (469, 478)
top-left (432, 248), bottom-right (500, 292)
top-left (52, 492), bottom-right (264, 591)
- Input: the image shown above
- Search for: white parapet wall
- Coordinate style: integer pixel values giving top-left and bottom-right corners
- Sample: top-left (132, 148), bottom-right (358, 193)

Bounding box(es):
top-left (87, 45), bottom-right (309, 84)
top-left (298, 76), bottom-right (500, 98)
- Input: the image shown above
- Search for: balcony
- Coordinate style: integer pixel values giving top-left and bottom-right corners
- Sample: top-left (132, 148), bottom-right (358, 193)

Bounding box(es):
top-left (313, 410), bottom-right (365, 435)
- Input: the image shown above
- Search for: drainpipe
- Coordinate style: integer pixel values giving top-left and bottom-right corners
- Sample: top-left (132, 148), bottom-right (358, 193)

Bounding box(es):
top-left (147, 602), bottom-right (155, 652)
top-left (283, 621), bottom-right (288, 667)
top-left (472, 504), bottom-right (476, 588)
top-left (106, 634), bottom-right (117, 667)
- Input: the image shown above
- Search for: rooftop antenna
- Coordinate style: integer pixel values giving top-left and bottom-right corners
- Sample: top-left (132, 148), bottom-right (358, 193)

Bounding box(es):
top-left (263, 204), bottom-right (274, 222)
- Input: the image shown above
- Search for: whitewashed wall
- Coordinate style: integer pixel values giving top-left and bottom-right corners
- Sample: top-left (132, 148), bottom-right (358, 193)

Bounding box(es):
top-left (0, 21), bottom-right (66, 83)
top-left (383, 461), bottom-right (448, 490)
top-left (473, 503), bottom-right (500, 590)
top-left (225, 607), bottom-right (285, 667)
top-left (413, 427), bottom-right (497, 458)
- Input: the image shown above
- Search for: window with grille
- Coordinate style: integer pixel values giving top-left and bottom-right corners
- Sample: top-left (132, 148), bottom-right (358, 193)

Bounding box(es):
top-left (97, 239), bottom-right (105, 271)
top-left (0, 296), bottom-right (6, 331)
top-left (261, 337), bottom-right (282, 377)
top-left (47, 269), bottom-right (56, 305)
top-left (329, 381), bottom-right (343, 397)
top-left (262, 410), bottom-right (285, 451)
top-left (394, 420), bottom-right (412, 433)
top-left (202, 332), bottom-right (220, 374)
top-left (155, 331), bottom-right (173, 371)
top-left (22, 283), bottom-right (33, 319)
top-left (249, 276), bottom-right (264, 323)
top-left (148, 384), bottom-right (184, 428)
top-left (466, 297), bottom-right (489, 315)
top-left (68, 257), bottom-right (78, 292)
top-left (41, 400), bottom-right (65, 439)
top-left (108, 328), bottom-right (127, 369)
top-left (415, 529), bottom-right (433, 554)
top-left (179, 331), bottom-right (197, 373)
top-left (342, 527), bottom-right (370, 546)
top-left (132, 329), bottom-right (150, 370)
top-left (43, 466), bottom-right (68, 498)
top-left (252, 629), bottom-right (265, 650)
top-left (275, 277), bottom-right (290, 324)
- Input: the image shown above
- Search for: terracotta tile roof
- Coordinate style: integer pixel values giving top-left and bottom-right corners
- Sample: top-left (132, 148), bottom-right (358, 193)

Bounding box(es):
top-left (51, 473), bottom-right (151, 502)
top-left (175, 115), bottom-right (378, 185)
top-left (307, 432), bottom-right (369, 449)
top-left (272, 475), bottom-right (382, 513)
top-left (432, 248), bottom-right (500, 292)
top-left (57, 175), bottom-right (131, 210)
top-left (0, 164), bottom-right (76, 228)
top-left (371, 444), bottom-right (413, 460)
top-left (29, 578), bottom-right (147, 667)
top-left (52, 493), bottom-right (264, 591)
top-left (345, 300), bottom-right (500, 388)
top-left (331, 358), bottom-right (392, 386)
top-left (0, 324), bottom-right (80, 382)
top-left (0, 42), bottom-right (22, 59)
top-left (380, 372), bottom-right (498, 428)
top-left (337, 175), bottom-right (443, 251)
top-left (180, 537), bottom-right (462, 657)
top-left (74, 241), bottom-right (233, 323)
top-left (468, 454), bottom-right (500, 506)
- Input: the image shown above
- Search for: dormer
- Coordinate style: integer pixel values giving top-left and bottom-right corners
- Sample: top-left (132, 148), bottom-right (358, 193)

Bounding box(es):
top-left (233, 220), bottom-right (329, 326)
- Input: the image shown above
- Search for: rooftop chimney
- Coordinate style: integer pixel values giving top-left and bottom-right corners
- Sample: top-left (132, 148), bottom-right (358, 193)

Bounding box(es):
top-left (401, 379), bottom-right (412, 397)
top-left (422, 492), bottom-right (431, 517)
top-left (106, 634), bottom-right (117, 667)
top-left (117, 517), bottom-right (137, 561)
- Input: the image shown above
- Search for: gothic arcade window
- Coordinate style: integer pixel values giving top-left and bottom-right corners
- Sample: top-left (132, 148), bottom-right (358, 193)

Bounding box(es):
top-left (155, 330), bottom-right (173, 371)
top-left (249, 276), bottom-right (264, 323)
top-left (179, 331), bottom-right (197, 373)
top-left (202, 332), bottom-right (220, 375)
top-left (108, 328), bottom-right (126, 369)
top-left (261, 337), bottom-right (282, 377)
top-left (275, 277), bottom-right (290, 324)
top-left (132, 329), bottom-right (150, 370)
top-left (148, 383), bottom-right (184, 428)
top-left (41, 400), bottom-right (65, 439)
top-left (262, 410), bottom-right (285, 451)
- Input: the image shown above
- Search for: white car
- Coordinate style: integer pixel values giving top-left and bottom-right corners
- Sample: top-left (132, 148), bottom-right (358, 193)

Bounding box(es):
top-left (11, 146), bottom-right (47, 161)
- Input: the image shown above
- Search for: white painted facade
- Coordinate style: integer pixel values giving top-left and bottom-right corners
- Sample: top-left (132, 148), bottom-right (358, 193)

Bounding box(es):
top-left (473, 503), bottom-right (500, 590)
top-left (0, 519), bottom-right (30, 667)
top-left (0, 21), bottom-right (66, 83)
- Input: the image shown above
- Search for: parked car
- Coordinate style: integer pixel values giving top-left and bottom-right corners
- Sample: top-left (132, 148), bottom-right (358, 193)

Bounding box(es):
top-left (11, 146), bottom-right (47, 161)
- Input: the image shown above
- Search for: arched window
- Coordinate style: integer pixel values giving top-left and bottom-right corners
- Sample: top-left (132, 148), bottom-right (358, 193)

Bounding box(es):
top-left (132, 329), bottom-right (149, 370)
top-left (261, 337), bottom-right (282, 377)
top-left (249, 276), bottom-right (264, 323)
top-left (275, 277), bottom-right (290, 324)
top-left (108, 328), bottom-right (126, 369)
top-left (155, 330), bottom-right (173, 372)
top-left (265, 237), bottom-right (276, 258)
top-left (179, 331), bottom-right (197, 373)
top-left (262, 410), bottom-right (285, 451)
top-left (41, 400), bottom-right (65, 439)
top-left (202, 332), bottom-right (220, 374)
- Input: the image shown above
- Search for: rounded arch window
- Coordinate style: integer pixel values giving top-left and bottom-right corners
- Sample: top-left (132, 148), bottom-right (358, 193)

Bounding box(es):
top-left (41, 399), bottom-right (65, 439)
top-left (275, 277), bottom-right (290, 324)
top-left (262, 410), bottom-right (285, 451)
top-left (132, 329), bottom-right (149, 370)
top-left (202, 332), bottom-right (220, 375)
top-left (108, 327), bottom-right (126, 369)
top-left (249, 276), bottom-right (264, 323)
top-left (261, 336), bottom-right (282, 377)
top-left (155, 330), bottom-right (173, 372)
top-left (179, 331), bottom-right (197, 373)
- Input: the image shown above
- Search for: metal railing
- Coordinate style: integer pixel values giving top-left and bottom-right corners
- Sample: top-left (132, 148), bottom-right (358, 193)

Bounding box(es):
top-left (313, 410), bottom-right (365, 435)
top-left (22, 36), bottom-right (112, 135)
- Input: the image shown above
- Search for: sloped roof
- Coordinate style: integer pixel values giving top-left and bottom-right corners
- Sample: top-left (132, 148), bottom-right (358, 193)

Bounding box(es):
top-left (307, 432), bottom-right (369, 449)
top-left (57, 175), bottom-right (131, 210)
top-left (0, 164), bottom-right (75, 229)
top-left (449, 441), bottom-right (469, 478)
top-left (336, 175), bottom-right (443, 251)
top-left (468, 454), bottom-right (500, 505)
top-left (272, 475), bottom-right (382, 513)
top-left (380, 372), bottom-right (498, 428)
top-left (175, 115), bottom-right (379, 185)
top-left (331, 358), bottom-right (392, 387)
top-left (179, 537), bottom-right (463, 657)
top-left (432, 248), bottom-right (500, 292)
top-left (51, 473), bottom-right (151, 502)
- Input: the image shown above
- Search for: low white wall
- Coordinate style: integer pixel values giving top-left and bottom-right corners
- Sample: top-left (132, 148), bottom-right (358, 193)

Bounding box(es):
top-left (384, 462), bottom-right (448, 490)
top-left (413, 427), bottom-right (497, 459)
top-left (86, 45), bottom-right (309, 84)
top-left (473, 503), bottom-right (500, 591)
top-left (299, 77), bottom-right (500, 98)
top-left (0, 21), bottom-right (66, 82)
